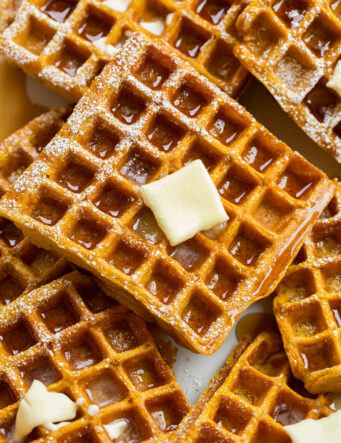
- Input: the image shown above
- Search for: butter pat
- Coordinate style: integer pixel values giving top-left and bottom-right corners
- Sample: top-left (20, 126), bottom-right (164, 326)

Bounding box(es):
top-left (104, 419), bottom-right (128, 439)
top-left (103, 0), bottom-right (131, 12)
top-left (87, 404), bottom-right (99, 416)
top-left (327, 61), bottom-right (341, 97)
top-left (15, 380), bottom-right (77, 439)
top-left (140, 19), bottom-right (165, 36)
top-left (284, 410), bottom-right (341, 443)
top-left (93, 38), bottom-right (117, 56)
top-left (140, 160), bottom-right (228, 246)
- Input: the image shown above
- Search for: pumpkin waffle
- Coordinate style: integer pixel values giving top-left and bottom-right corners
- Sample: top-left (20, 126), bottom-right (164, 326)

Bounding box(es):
top-left (0, 104), bottom-right (72, 197)
top-left (234, 0), bottom-right (341, 162)
top-left (0, 105), bottom-right (74, 308)
top-left (0, 271), bottom-right (190, 441)
top-left (0, 33), bottom-right (335, 354)
top-left (0, 0), bottom-right (19, 32)
top-left (0, 0), bottom-right (251, 101)
top-left (166, 332), bottom-right (333, 442)
top-left (274, 181), bottom-right (341, 394)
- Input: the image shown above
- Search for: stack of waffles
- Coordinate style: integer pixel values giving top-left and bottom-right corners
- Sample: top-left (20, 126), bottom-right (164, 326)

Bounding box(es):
top-left (0, 35), bottom-right (335, 354)
top-left (0, 0), bottom-right (340, 440)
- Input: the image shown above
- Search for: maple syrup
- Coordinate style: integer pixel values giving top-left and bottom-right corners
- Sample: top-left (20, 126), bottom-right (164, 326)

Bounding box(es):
top-left (236, 313), bottom-right (278, 341)
top-left (41, 0), bottom-right (77, 23)
top-left (196, 0), bottom-right (228, 25)
top-left (0, 57), bottom-right (46, 142)
top-left (78, 14), bottom-right (111, 43)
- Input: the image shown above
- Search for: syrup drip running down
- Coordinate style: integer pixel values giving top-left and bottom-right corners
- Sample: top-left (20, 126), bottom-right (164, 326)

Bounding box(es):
top-left (0, 57), bottom-right (46, 141)
top-left (236, 313), bottom-right (278, 341)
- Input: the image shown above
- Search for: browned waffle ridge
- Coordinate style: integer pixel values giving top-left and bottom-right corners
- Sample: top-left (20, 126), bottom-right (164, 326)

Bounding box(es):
top-left (0, 105), bottom-right (75, 308)
top-left (0, 0), bottom-right (19, 32)
top-left (0, 33), bottom-right (335, 354)
top-left (166, 332), bottom-right (332, 442)
top-left (274, 182), bottom-right (341, 394)
top-left (234, 0), bottom-right (341, 162)
top-left (0, 0), bottom-right (251, 100)
top-left (0, 271), bottom-right (190, 441)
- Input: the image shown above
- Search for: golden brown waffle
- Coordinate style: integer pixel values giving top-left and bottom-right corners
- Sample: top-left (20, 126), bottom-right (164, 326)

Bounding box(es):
top-left (0, 104), bottom-right (72, 197)
top-left (166, 332), bottom-right (332, 442)
top-left (0, 34), bottom-right (335, 354)
top-left (0, 271), bottom-right (190, 441)
top-left (274, 182), bottom-right (341, 394)
top-left (0, 0), bottom-right (19, 32)
top-left (234, 0), bottom-right (341, 162)
top-left (0, 106), bottom-right (74, 308)
top-left (0, 0), bottom-right (251, 100)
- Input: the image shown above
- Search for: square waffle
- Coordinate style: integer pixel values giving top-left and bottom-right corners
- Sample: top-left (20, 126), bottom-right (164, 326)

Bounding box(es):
top-left (0, 0), bottom-right (251, 100)
top-left (0, 106), bottom-right (74, 308)
top-left (0, 33), bottom-right (335, 354)
top-left (234, 0), bottom-right (341, 162)
top-left (274, 182), bottom-right (341, 394)
top-left (0, 271), bottom-right (190, 441)
top-left (167, 332), bottom-right (332, 442)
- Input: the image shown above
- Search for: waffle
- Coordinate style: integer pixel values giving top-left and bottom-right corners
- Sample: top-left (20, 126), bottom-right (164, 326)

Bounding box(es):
top-left (274, 182), bottom-right (341, 394)
top-left (0, 0), bottom-right (19, 32)
top-left (0, 271), bottom-right (190, 441)
top-left (0, 104), bottom-right (72, 197)
top-left (0, 33), bottom-right (335, 354)
top-left (0, 0), bottom-right (251, 101)
top-left (0, 106), bottom-right (74, 308)
top-left (234, 0), bottom-right (341, 162)
top-left (166, 332), bottom-right (332, 442)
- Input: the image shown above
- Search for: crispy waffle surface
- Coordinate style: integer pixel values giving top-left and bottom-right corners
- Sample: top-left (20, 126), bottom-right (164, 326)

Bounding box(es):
top-left (0, 105), bottom-right (75, 308)
top-left (0, 271), bottom-right (190, 442)
top-left (165, 332), bottom-right (333, 443)
top-left (0, 33), bottom-right (336, 355)
top-left (0, 0), bottom-right (19, 32)
top-left (0, 0), bottom-right (251, 101)
top-left (274, 182), bottom-right (341, 394)
top-left (234, 0), bottom-right (341, 162)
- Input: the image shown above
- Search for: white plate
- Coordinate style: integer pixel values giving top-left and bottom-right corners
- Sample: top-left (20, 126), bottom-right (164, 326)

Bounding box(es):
top-left (4, 60), bottom-right (340, 406)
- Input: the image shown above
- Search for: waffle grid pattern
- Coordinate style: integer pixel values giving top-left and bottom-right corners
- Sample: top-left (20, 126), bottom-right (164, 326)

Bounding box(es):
top-left (0, 34), bottom-right (335, 354)
top-left (168, 332), bottom-right (332, 442)
top-left (0, 0), bottom-right (251, 100)
top-left (234, 0), bottom-right (341, 161)
top-left (0, 0), bottom-right (18, 32)
top-left (0, 106), bottom-right (75, 309)
top-left (274, 182), bottom-right (341, 394)
top-left (0, 105), bottom-right (72, 197)
top-left (0, 271), bottom-right (189, 442)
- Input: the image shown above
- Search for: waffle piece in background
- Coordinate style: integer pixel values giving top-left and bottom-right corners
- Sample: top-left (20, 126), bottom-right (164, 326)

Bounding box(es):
top-left (0, 33), bottom-right (335, 354)
top-left (0, 271), bottom-right (190, 441)
top-left (167, 332), bottom-right (332, 442)
top-left (0, 0), bottom-right (19, 32)
top-left (0, 105), bottom-right (74, 308)
top-left (234, 0), bottom-right (341, 162)
top-left (0, 104), bottom-right (72, 197)
top-left (0, 0), bottom-right (251, 101)
top-left (274, 182), bottom-right (341, 394)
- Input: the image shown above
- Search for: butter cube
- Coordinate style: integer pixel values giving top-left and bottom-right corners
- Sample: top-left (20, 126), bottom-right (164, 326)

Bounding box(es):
top-left (140, 160), bottom-right (228, 246)
top-left (140, 19), bottom-right (165, 36)
top-left (15, 380), bottom-right (76, 439)
top-left (327, 60), bottom-right (341, 97)
top-left (284, 410), bottom-right (341, 443)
